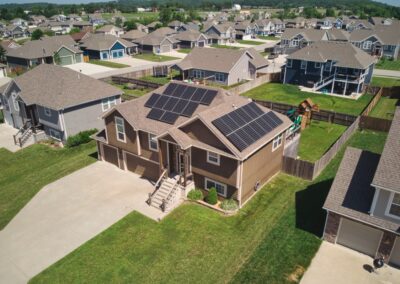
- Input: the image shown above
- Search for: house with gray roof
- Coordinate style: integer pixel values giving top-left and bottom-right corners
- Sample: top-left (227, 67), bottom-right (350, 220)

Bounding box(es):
top-left (133, 33), bottom-right (176, 54)
top-left (278, 28), bottom-right (329, 54)
top-left (174, 47), bottom-right (268, 86)
top-left (234, 20), bottom-right (257, 40)
top-left (323, 107), bottom-right (400, 266)
top-left (121, 29), bottom-right (147, 42)
top-left (203, 23), bottom-right (236, 44)
top-left (171, 30), bottom-right (208, 48)
top-left (283, 41), bottom-right (376, 96)
top-left (95, 25), bottom-right (124, 37)
top-left (168, 20), bottom-right (184, 31)
top-left (177, 22), bottom-right (200, 32)
top-left (6, 35), bottom-right (83, 70)
top-left (0, 64), bottom-right (122, 145)
top-left (80, 33), bottom-right (137, 60)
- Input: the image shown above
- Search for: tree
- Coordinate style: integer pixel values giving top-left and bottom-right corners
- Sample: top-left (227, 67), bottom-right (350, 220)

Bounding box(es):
top-left (115, 17), bottom-right (123, 28)
top-left (159, 7), bottom-right (173, 24)
top-left (325, 8), bottom-right (336, 17)
top-left (31, 29), bottom-right (44, 40)
top-left (124, 20), bottom-right (137, 31)
top-left (69, 27), bottom-right (81, 35)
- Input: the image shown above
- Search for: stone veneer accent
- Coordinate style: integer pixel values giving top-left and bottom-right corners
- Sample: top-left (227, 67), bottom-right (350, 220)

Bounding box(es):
top-left (323, 211), bottom-right (341, 243)
top-left (376, 231), bottom-right (397, 263)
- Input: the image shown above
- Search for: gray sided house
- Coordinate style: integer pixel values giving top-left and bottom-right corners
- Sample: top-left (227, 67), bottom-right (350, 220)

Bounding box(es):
top-left (283, 41), bottom-right (376, 96)
top-left (0, 64), bottom-right (122, 145)
top-left (323, 108), bottom-right (400, 267)
top-left (172, 30), bottom-right (208, 49)
top-left (203, 23), bottom-right (236, 45)
top-left (6, 35), bottom-right (83, 70)
top-left (277, 29), bottom-right (328, 54)
top-left (174, 47), bottom-right (268, 86)
top-left (133, 33), bottom-right (176, 54)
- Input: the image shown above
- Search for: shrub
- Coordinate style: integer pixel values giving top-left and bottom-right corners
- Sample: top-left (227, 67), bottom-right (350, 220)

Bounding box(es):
top-left (205, 187), bottom-right (218, 205)
top-left (220, 199), bottom-right (239, 211)
top-left (187, 189), bottom-right (203, 201)
top-left (66, 129), bottom-right (97, 148)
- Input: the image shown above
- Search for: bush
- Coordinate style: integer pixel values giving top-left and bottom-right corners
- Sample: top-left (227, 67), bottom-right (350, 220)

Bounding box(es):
top-left (220, 199), bottom-right (239, 211)
top-left (66, 129), bottom-right (97, 148)
top-left (205, 187), bottom-right (218, 205)
top-left (187, 189), bottom-right (203, 201)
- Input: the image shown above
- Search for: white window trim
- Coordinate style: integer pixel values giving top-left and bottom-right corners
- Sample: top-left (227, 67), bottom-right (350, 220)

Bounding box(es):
top-left (286, 59), bottom-right (292, 68)
top-left (385, 192), bottom-right (400, 220)
top-left (204, 177), bottom-right (227, 197)
top-left (207, 151), bottom-right (220, 166)
top-left (300, 60), bottom-right (307, 70)
top-left (102, 97), bottom-right (117, 112)
top-left (272, 133), bottom-right (283, 152)
top-left (363, 40), bottom-right (372, 50)
top-left (148, 133), bottom-right (158, 151)
top-left (215, 72), bottom-right (225, 82)
top-left (11, 92), bottom-right (19, 111)
top-left (315, 62), bottom-right (321, 68)
top-left (44, 107), bottom-right (52, 117)
top-left (115, 116), bottom-right (126, 143)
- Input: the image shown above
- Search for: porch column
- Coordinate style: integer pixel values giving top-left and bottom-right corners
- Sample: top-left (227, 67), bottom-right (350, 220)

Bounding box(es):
top-left (158, 140), bottom-right (164, 175)
top-left (183, 149), bottom-right (187, 187)
top-left (330, 79), bottom-right (335, 94)
top-left (343, 79), bottom-right (348, 96)
top-left (136, 130), bottom-right (141, 155)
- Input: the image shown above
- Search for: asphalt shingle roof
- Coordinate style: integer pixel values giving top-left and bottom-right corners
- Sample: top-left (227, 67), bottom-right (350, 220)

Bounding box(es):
top-left (80, 33), bottom-right (136, 50)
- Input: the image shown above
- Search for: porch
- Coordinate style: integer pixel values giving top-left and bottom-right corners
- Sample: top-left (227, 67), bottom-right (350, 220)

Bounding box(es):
top-left (0, 123), bottom-right (36, 152)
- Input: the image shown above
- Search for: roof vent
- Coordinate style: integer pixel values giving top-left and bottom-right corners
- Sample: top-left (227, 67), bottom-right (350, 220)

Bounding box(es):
top-left (232, 104), bottom-right (237, 109)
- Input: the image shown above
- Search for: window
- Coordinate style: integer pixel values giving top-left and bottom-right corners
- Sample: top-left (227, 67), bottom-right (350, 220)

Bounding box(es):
top-left (49, 129), bottom-right (61, 141)
top-left (44, 107), bottom-right (52, 117)
top-left (207, 151), bottom-right (220, 165)
top-left (324, 61), bottom-right (331, 72)
top-left (148, 133), bottom-right (158, 151)
top-left (215, 73), bottom-right (225, 82)
top-left (115, 116), bottom-right (126, 142)
top-left (315, 62), bottom-right (321, 68)
top-left (102, 97), bottom-right (117, 111)
top-left (272, 133), bottom-right (283, 151)
top-left (387, 192), bottom-right (400, 219)
top-left (292, 39), bottom-right (299, 46)
top-left (193, 69), bottom-right (205, 78)
top-left (362, 40), bottom-right (372, 50)
top-left (300, 60), bottom-right (307, 70)
top-left (11, 92), bottom-right (19, 111)
top-left (205, 178), bottom-right (227, 197)
top-left (286, 59), bottom-right (292, 68)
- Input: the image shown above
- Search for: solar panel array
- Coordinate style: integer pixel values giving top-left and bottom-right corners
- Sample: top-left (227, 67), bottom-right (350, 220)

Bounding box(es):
top-left (212, 102), bottom-right (283, 151)
top-left (145, 83), bottom-right (218, 124)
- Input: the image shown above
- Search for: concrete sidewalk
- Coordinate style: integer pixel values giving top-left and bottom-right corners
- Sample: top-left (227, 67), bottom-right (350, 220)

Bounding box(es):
top-left (0, 162), bottom-right (168, 283)
top-left (373, 69), bottom-right (400, 78)
top-left (0, 123), bottom-right (34, 152)
top-left (301, 242), bottom-right (400, 284)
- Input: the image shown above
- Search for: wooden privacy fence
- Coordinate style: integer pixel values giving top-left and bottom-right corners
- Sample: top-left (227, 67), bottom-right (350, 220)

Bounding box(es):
top-left (359, 116), bottom-right (392, 132)
top-left (111, 76), bottom-right (163, 89)
top-left (229, 72), bottom-right (281, 96)
top-left (362, 87), bottom-right (383, 116)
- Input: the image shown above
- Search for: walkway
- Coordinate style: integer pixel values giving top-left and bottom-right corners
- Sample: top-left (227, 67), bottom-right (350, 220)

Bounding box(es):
top-left (373, 69), bottom-right (400, 78)
top-left (0, 123), bottom-right (34, 152)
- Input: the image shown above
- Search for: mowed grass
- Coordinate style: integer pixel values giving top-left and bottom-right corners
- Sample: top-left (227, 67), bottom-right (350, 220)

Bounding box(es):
top-left (0, 142), bottom-right (97, 230)
top-left (134, 53), bottom-right (180, 62)
top-left (368, 96), bottom-right (398, 119)
top-left (298, 121), bottom-right (348, 162)
top-left (111, 83), bottom-right (152, 100)
top-left (258, 35), bottom-right (280, 41)
top-left (31, 130), bottom-right (387, 284)
top-left (375, 59), bottom-right (400, 71)
top-left (101, 12), bottom-right (159, 22)
top-left (371, 76), bottom-right (400, 87)
top-left (177, 48), bottom-right (192, 54)
top-left (211, 44), bottom-right (240, 50)
top-left (139, 70), bottom-right (180, 85)
top-left (89, 60), bottom-right (130, 69)
top-left (243, 83), bottom-right (373, 116)
top-left (237, 39), bottom-right (264, 45)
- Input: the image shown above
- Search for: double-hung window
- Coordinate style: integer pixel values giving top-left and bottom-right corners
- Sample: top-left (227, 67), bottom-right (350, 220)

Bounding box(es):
top-left (272, 133), bottom-right (283, 151)
top-left (387, 192), bottom-right (400, 219)
top-left (148, 133), bottom-right (158, 151)
top-left (207, 151), bottom-right (220, 165)
top-left (286, 59), bottom-right (292, 68)
top-left (11, 92), bottom-right (19, 111)
top-left (324, 61), bottom-right (331, 72)
top-left (300, 60), bottom-right (307, 70)
top-left (102, 97), bottom-right (117, 112)
top-left (362, 41), bottom-right (372, 50)
top-left (193, 70), bottom-right (205, 78)
top-left (205, 178), bottom-right (227, 197)
top-left (215, 73), bottom-right (225, 82)
top-left (115, 116), bottom-right (126, 142)
top-left (315, 62), bottom-right (321, 68)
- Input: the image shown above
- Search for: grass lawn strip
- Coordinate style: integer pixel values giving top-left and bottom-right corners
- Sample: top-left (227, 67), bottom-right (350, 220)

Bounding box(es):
top-left (368, 96), bottom-right (398, 120)
top-left (30, 130), bottom-right (387, 283)
top-left (177, 48), bottom-right (192, 54)
top-left (237, 40), bottom-right (264, 45)
top-left (0, 142), bottom-right (97, 230)
top-left (243, 83), bottom-right (373, 116)
top-left (257, 35), bottom-right (280, 41)
top-left (375, 59), bottom-right (400, 71)
top-left (89, 60), bottom-right (130, 69)
top-left (134, 53), bottom-right (180, 62)
top-left (371, 76), bottom-right (400, 87)
top-left (298, 120), bottom-right (347, 162)
top-left (211, 44), bottom-right (241, 50)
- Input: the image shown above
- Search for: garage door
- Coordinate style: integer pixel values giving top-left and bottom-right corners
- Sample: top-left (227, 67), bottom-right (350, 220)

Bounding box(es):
top-left (103, 144), bottom-right (119, 167)
top-left (390, 237), bottom-right (400, 267)
top-left (337, 218), bottom-right (382, 256)
top-left (160, 45), bottom-right (171, 53)
top-left (125, 152), bottom-right (159, 181)
top-left (198, 41), bottom-right (205, 47)
top-left (59, 55), bottom-right (73, 66)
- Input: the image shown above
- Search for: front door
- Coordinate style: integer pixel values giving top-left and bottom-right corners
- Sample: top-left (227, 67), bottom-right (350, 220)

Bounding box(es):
top-left (168, 143), bottom-right (177, 174)
top-left (178, 152), bottom-right (185, 175)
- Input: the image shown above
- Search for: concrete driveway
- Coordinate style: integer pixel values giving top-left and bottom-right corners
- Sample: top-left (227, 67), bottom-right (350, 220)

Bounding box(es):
top-left (301, 242), bottom-right (400, 284)
top-left (65, 62), bottom-right (114, 76)
top-left (0, 162), bottom-right (166, 283)
top-left (0, 123), bottom-right (34, 152)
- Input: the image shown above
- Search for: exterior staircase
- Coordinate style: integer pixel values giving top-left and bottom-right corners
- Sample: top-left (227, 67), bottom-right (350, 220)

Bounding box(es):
top-left (148, 176), bottom-right (182, 213)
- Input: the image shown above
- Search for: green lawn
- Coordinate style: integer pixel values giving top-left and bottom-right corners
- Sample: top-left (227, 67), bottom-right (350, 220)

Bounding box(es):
top-left (368, 96), bottom-right (398, 119)
top-left (237, 39), bottom-right (264, 45)
top-left (375, 59), bottom-right (400, 71)
top-left (177, 48), bottom-right (192, 54)
top-left (211, 44), bottom-right (241, 50)
top-left (0, 110), bottom-right (3, 123)
top-left (111, 83), bottom-right (152, 101)
top-left (298, 121), bottom-right (348, 162)
top-left (30, 130), bottom-right (387, 284)
top-left (101, 12), bottom-right (159, 23)
top-left (260, 51), bottom-right (269, 57)
top-left (371, 76), bottom-right (400, 87)
top-left (134, 53), bottom-right (180, 62)
top-left (89, 60), bottom-right (130, 69)
top-left (0, 142), bottom-right (97, 230)
top-left (138, 70), bottom-right (180, 85)
top-left (243, 83), bottom-right (373, 116)
top-left (258, 35), bottom-right (280, 41)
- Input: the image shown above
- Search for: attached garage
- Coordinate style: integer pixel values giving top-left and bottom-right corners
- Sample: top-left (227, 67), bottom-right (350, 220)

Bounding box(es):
top-left (59, 55), bottom-right (74, 66)
top-left (198, 41), bottom-right (205, 47)
top-left (160, 44), bottom-right (171, 53)
top-left (390, 237), bottom-right (400, 267)
top-left (111, 49), bottom-right (124, 58)
top-left (102, 144), bottom-right (119, 167)
top-left (124, 151), bottom-right (159, 181)
top-left (337, 218), bottom-right (382, 257)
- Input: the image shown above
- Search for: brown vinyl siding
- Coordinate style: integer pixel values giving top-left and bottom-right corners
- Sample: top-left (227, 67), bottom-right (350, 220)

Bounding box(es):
top-left (102, 144), bottom-right (119, 167)
top-left (193, 172), bottom-right (238, 200)
top-left (105, 110), bottom-right (138, 154)
top-left (191, 147), bottom-right (238, 186)
top-left (139, 131), bottom-right (159, 162)
top-left (125, 151), bottom-right (160, 181)
top-left (160, 140), bottom-right (168, 169)
top-left (241, 137), bottom-right (284, 203)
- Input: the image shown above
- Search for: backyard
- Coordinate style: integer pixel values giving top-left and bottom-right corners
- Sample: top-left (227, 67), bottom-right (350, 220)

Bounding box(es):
top-left (375, 59), bottom-right (400, 71)
top-left (30, 129), bottom-right (387, 283)
top-left (101, 12), bottom-right (159, 23)
top-left (371, 76), bottom-right (400, 87)
top-left (297, 121), bottom-right (348, 162)
top-left (0, 142), bottom-right (97, 230)
top-left (89, 60), bottom-right (130, 69)
top-left (139, 70), bottom-right (180, 85)
top-left (368, 96), bottom-right (398, 120)
top-left (134, 53), bottom-right (180, 62)
top-left (243, 83), bottom-right (373, 116)
top-left (237, 39), bottom-right (264, 45)
top-left (177, 48), bottom-right (192, 54)
top-left (111, 83), bottom-right (152, 100)
top-left (258, 35), bottom-right (280, 41)
top-left (211, 44), bottom-right (240, 50)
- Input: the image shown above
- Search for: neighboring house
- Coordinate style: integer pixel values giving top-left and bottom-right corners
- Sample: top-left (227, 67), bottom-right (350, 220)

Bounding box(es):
top-left (72, 21), bottom-right (93, 31)
top-left (70, 29), bottom-right (92, 42)
top-left (147, 21), bottom-right (162, 32)
top-left (151, 27), bottom-right (177, 37)
top-left (234, 20), bottom-right (257, 40)
top-left (4, 25), bottom-right (28, 39)
top-left (326, 29), bottom-right (351, 42)
top-left (0, 64), bottom-right (122, 143)
top-left (277, 29), bottom-right (328, 54)
top-left (283, 41), bottom-right (376, 96)
top-left (168, 20), bottom-right (184, 31)
top-left (92, 81), bottom-right (293, 211)
top-left (203, 23), bottom-right (236, 44)
top-left (95, 25), bottom-right (124, 37)
top-left (39, 21), bottom-right (72, 35)
top-left (323, 107), bottom-right (400, 267)
top-left (346, 19), bottom-right (373, 32)
top-left (349, 27), bottom-right (400, 59)
top-left (284, 17), bottom-right (305, 29)
top-left (11, 18), bottom-right (28, 27)
top-left (6, 35), bottom-right (83, 70)
top-left (49, 14), bottom-right (67, 22)
top-left (255, 19), bottom-right (276, 36)
top-left (80, 34), bottom-right (137, 60)
top-left (89, 13), bottom-right (107, 26)
top-left (136, 23), bottom-right (149, 34)
top-left (133, 33), bottom-right (176, 54)
top-left (66, 14), bottom-right (82, 22)
top-left (177, 23), bottom-right (200, 32)
top-left (316, 17), bottom-right (335, 30)
top-left (172, 30), bottom-right (208, 48)
top-left (369, 17), bottom-right (397, 27)
top-left (0, 40), bottom-right (21, 52)
top-left (174, 47), bottom-right (269, 86)
top-left (29, 15), bottom-right (47, 25)
top-left (121, 29), bottom-right (147, 42)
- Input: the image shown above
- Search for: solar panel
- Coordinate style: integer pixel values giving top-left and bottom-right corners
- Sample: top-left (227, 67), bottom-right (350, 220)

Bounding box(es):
top-left (181, 86), bottom-right (197, 100)
top-left (227, 133), bottom-right (248, 151)
top-left (147, 108), bottom-right (164, 120)
top-left (163, 83), bottom-right (178, 96)
top-left (172, 100), bottom-right (189, 114)
top-left (154, 95), bottom-right (169, 109)
top-left (160, 111), bottom-right (179, 124)
top-left (191, 88), bottom-right (207, 102)
top-left (144, 93), bottom-right (161, 108)
top-left (181, 101), bottom-right (199, 117)
top-left (212, 118), bottom-right (233, 136)
top-left (200, 90), bottom-right (218, 105)
top-left (163, 97), bottom-right (180, 112)
top-left (174, 85), bottom-right (187, 97)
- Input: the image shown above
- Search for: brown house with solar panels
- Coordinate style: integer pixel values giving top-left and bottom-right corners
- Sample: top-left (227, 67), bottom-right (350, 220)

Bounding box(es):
top-left (93, 81), bottom-right (293, 212)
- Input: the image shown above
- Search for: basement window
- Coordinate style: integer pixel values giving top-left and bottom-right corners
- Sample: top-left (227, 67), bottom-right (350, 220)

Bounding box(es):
top-left (205, 177), bottom-right (227, 197)
top-left (387, 192), bottom-right (400, 219)
top-left (272, 133), bottom-right (283, 151)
